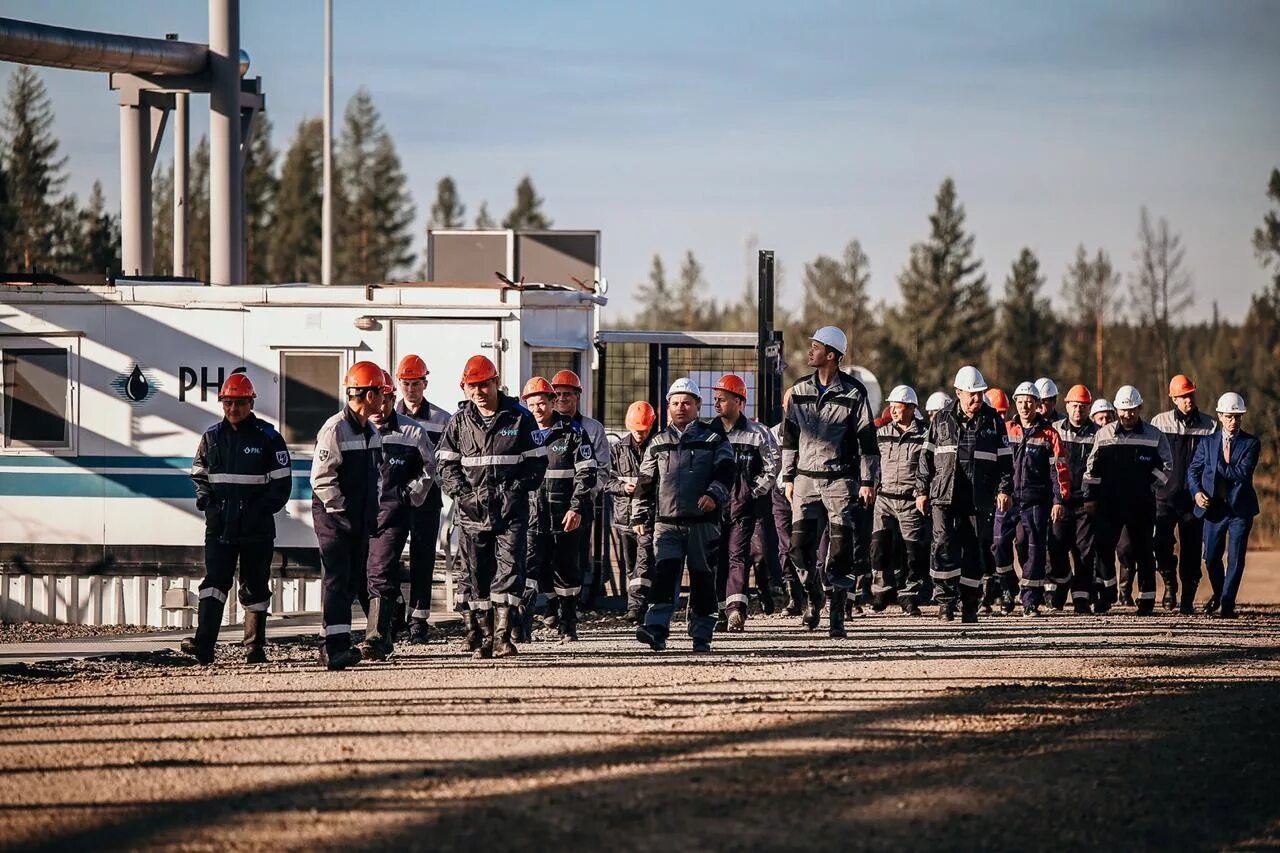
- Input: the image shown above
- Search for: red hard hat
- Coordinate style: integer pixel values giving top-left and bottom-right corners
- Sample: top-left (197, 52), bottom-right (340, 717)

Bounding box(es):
top-left (461, 355), bottom-right (499, 386)
top-left (1168, 374), bottom-right (1196, 397)
top-left (1065, 384), bottom-right (1093, 405)
top-left (520, 376), bottom-right (555, 400)
top-left (343, 360), bottom-right (385, 391)
top-left (713, 373), bottom-right (748, 400)
top-left (550, 369), bottom-right (582, 391)
top-left (984, 388), bottom-right (1010, 414)
top-left (218, 373), bottom-right (256, 400)
top-left (396, 354), bottom-right (428, 381)
top-left (380, 370), bottom-right (395, 395)
top-left (625, 401), bottom-right (656, 431)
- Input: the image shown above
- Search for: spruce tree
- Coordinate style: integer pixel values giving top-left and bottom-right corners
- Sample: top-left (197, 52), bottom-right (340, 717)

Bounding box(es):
top-left (152, 160), bottom-right (174, 275)
top-left (799, 239), bottom-right (874, 363)
top-left (188, 136), bottom-right (211, 282)
top-left (991, 248), bottom-right (1060, 388)
top-left (1061, 245), bottom-right (1121, 394)
top-left (502, 175), bottom-right (551, 229)
top-left (2, 65), bottom-right (68, 270)
top-left (0, 159), bottom-right (12, 268)
top-left (243, 115), bottom-right (278, 284)
top-left (474, 201), bottom-right (496, 228)
top-left (634, 254), bottom-right (672, 327)
top-left (673, 250), bottom-right (707, 329)
top-left (1130, 207), bottom-right (1193, 384)
top-left (430, 176), bottom-right (466, 228)
top-left (1253, 168), bottom-right (1280, 290)
top-left (271, 118), bottom-right (325, 283)
top-left (73, 181), bottom-right (120, 276)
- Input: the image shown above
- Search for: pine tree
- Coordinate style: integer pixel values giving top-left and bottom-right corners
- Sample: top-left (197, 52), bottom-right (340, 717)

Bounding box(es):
top-left (430, 176), bottom-right (466, 228)
top-left (1, 65), bottom-right (68, 270)
top-left (1254, 167), bottom-right (1280, 290)
top-left (271, 118), bottom-right (325, 283)
top-left (0, 159), bottom-right (12, 268)
top-left (243, 115), bottom-right (278, 284)
top-left (70, 181), bottom-right (120, 276)
top-left (474, 201), bottom-right (496, 228)
top-left (188, 136), bottom-right (211, 283)
top-left (799, 239), bottom-right (874, 364)
top-left (991, 248), bottom-right (1060, 388)
top-left (502, 175), bottom-right (551, 229)
top-left (1061, 245), bottom-right (1121, 394)
top-left (881, 178), bottom-right (992, 391)
top-left (1130, 207), bottom-right (1193, 384)
top-left (634, 253), bottom-right (672, 327)
top-left (152, 160), bottom-right (174, 275)
top-left (673, 250), bottom-right (707, 329)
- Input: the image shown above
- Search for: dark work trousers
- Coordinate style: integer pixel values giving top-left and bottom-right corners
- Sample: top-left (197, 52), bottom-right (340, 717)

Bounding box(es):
top-left (645, 521), bottom-right (719, 642)
top-left (314, 508), bottom-right (371, 653)
top-left (407, 490), bottom-right (443, 620)
top-left (931, 504), bottom-right (996, 607)
top-left (1117, 529), bottom-right (1136, 600)
top-left (616, 526), bottom-right (654, 611)
top-left (1202, 514), bottom-right (1252, 611)
top-left (367, 524), bottom-right (410, 602)
top-left (535, 526), bottom-right (586, 603)
top-left (1155, 508), bottom-right (1204, 604)
top-left (575, 500), bottom-right (598, 607)
top-left (772, 489), bottom-right (797, 588)
top-left (1094, 501), bottom-right (1157, 608)
top-left (454, 526), bottom-right (474, 612)
top-left (200, 540), bottom-right (274, 612)
top-left (870, 497), bottom-right (928, 604)
top-left (750, 494), bottom-right (783, 588)
top-left (718, 513), bottom-right (758, 616)
top-left (1049, 507), bottom-right (1096, 605)
top-left (996, 503), bottom-right (1049, 608)
top-left (465, 519), bottom-right (529, 610)
top-left (791, 476), bottom-right (864, 596)
top-left (988, 508), bottom-right (1025, 605)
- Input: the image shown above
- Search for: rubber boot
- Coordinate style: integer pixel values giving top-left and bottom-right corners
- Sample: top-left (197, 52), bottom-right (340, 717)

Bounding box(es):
top-left (243, 609), bottom-right (267, 664)
top-left (473, 609), bottom-right (495, 659)
top-left (320, 644), bottom-right (362, 670)
top-left (980, 576), bottom-right (998, 615)
top-left (900, 596), bottom-right (922, 617)
top-left (784, 578), bottom-right (806, 617)
top-left (1000, 589), bottom-right (1017, 616)
top-left (408, 617), bottom-right (431, 644)
top-left (559, 597), bottom-right (579, 642)
top-left (801, 590), bottom-right (822, 631)
top-left (758, 580), bottom-right (775, 615)
top-left (828, 589), bottom-right (847, 639)
top-left (361, 598), bottom-right (392, 661)
top-left (1160, 570), bottom-right (1178, 611)
top-left (462, 610), bottom-right (481, 652)
top-left (180, 596), bottom-right (224, 665)
top-left (493, 606), bottom-right (518, 658)
top-left (541, 596), bottom-right (560, 631)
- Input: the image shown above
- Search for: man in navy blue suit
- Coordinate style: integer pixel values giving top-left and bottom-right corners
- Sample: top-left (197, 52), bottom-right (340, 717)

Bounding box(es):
top-left (1187, 392), bottom-right (1259, 619)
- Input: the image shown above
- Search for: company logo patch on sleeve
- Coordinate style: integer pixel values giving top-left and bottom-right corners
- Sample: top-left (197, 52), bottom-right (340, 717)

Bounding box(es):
top-left (276, 451), bottom-right (290, 467)
top-left (580, 443), bottom-right (593, 459)
top-left (318, 449), bottom-right (330, 462)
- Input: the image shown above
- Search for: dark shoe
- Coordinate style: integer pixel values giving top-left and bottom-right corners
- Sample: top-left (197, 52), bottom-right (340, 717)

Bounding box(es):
top-left (802, 595), bottom-right (822, 631)
top-left (1178, 600), bottom-right (1194, 616)
top-left (1135, 601), bottom-right (1155, 617)
top-left (980, 603), bottom-right (994, 616)
top-left (637, 623), bottom-right (668, 651)
top-left (625, 606), bottom-right (645, 625)
top-left (1161, 586), bottom-right (1178, 611)
top-left (494, 606), bottom-right (518, 658)
top-left (1000, 592), bottom-right (1016, 616)
top-left (463, 610), bottom-right (482, 652)
top-left (828, 590), bottom-right (847, 639)
top-left (1023, 605), bottom-right (1041, 618)
top-left (558, 597), bottom-right (579, 642)
top-left (848, 598), bottom-right (865, 617)
top-left (692, 639), bottom-right (712, 653)
top-left (1073, 601), bottom-right (1092, 615)
top-left (320, 646), bottom-right (362, 671)
top-left (180, 637), bottom-right (215, 665)
top-left (960, 605), bottom-right (979, 624)
top-left (1203, 596), bottom-right (1221, 615)
top-left (939, 602), bottom-right (957, 622)
top-left (901, 600), bottom-right (922, 617)
top-left (726, 609), bottom-right (745, 632)
top-left (408, 618), bottom-right (431, 645)
top-left (182, 595), bottom-right (225, 664)
top-left (391, 596), bottom-right (407, 642)
top-left (243, 609), bottom-right (268, 664)
top-left (1212, 608), bottom-right (1237, 620)
top-left (540, 603), bottom-right (559, 631)
top-left (473, 609), bottom-right (495, 659)
top-left (1119, 591), bottom-right (1135, 607)
top-left (1094, 600), bottom-right (1112, 615)
top-left (784, 579), bottom-right (806, 617)
top-left (758, 584), bottom-right (775, 615)
top-left (715, 610), bottom-right (729, 632)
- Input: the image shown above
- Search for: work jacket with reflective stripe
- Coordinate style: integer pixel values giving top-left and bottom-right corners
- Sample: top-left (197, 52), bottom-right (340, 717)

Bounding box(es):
top-left (310, 407), bottom-right (383, 527)
top-left (1150, 407), bottom-right (1217, 514)
top-left (875, 418), bottom-right (927, 499)
top-left (395, 398), bottom-right (451, 505)
top-left (607, 432), bottom-right (651, 528)
top-left (530, 413), bottom-right (598, 534)
top-left (373, 410), bottom-right (437, 532)
top-left (720, 414), bottom-right (780, 522)
top-left (1005, 415), bottom-right (1071, 507)
top-left (1052, 417), bottom-right (1098, 508)
top-left (915, 400), bottom-right (1013, 512)
top-left (191, 413), bottom-right (292, 544)
top-left (1081, 419), bottom-right (1173, 506)
top-left (568, 412), bottom-right (611, 498)
top-left (436, 393), bottom-right (548, 534)
top-left (632, 418), bottom-right (735, 527)
top-left (781, 370), bottom-right (880, 486)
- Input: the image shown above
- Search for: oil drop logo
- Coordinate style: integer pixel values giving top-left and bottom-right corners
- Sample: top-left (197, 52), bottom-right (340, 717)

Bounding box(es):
top-left (111, 363), bottom-right (161, 405)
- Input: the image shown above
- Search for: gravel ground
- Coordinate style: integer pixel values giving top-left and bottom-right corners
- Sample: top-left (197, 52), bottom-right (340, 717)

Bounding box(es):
top-left (1, 599), bottom-right (1278, 852)
top-left (0, 622), bottom-right (170, 644)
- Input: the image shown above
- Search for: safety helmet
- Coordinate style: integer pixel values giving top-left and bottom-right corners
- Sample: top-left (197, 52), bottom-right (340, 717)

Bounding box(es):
top-left (344, 360), bottom-right (385, 391)
top-left (1090, 398), bottom-right (1116, 417)
top-left (953, 365), bottom-right (988, 393)
top-left (666, 377), bottom-right (702, 401)
top-left (380, 369), bottom-right (395, 395)
top-left (1065, 384), bottom-right (1093, 405)
top-left (1215, 392), bottom-right (1246, 414)
top-left (1013, 381), bottom-right (1040, 400)
top-left (1168, 374), bottom-right (1197, 398)
top-left (1113, 385), bottom-right (1143, 411)
top-left (395, 354), bottom-right (429, 381)
top-left (520, 376), bottom-right (555, 400)
top-left (218, 373), bottom-right (256, 401)
top-left (984, 388), bottom-right (1010, 414)
top-left (625, 400), bottom-right (657, 431)
top-left (1035, 377), bottom-right (1059, 399)
top-left (713, 373), bottom-right (748, 400)
top-left (886, 385), bottom-right (918, 406)
top-left (925, 391), bottom-right (952, 413)
top-left (550, 370), bottom-right (583, 391)
top-left (810, 326), bottom-right (848, 356)
top-left (460, 355), bottom-right (498, 386)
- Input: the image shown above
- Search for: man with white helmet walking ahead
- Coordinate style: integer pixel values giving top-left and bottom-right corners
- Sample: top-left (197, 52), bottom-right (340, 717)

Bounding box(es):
top-left (1187, 393), bottom-right (1258, 619)
top-left (1082, 385), bottom-right (1173, 615)
top-left (780, 326), bottom-right (880, 639)
top-left (871, 385), bottom-right (929, 615)
top-left (915, 366), bottom-right (1013, 623)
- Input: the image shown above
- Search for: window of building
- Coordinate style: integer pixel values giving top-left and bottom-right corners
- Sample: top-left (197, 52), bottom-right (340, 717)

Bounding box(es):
top-left (530, 350), bottom-right (580, 382)
top-left (280, 352), bottom-right (342, 447)
top-left (2, 347), bottom-right (71, 449)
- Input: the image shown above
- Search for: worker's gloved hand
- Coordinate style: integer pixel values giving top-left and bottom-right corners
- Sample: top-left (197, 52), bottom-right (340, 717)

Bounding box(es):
top-left (196, 495), bottom-right (211, 512)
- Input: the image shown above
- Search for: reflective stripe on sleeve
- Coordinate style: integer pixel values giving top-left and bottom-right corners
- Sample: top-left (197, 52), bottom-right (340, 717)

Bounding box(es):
top-left (461, 455), bottom-right (522, 466)
top-left (207, 472), bottom-right (269, 485)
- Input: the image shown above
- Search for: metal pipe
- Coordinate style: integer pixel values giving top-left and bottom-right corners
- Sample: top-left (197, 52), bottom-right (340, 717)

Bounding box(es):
top-left (119, 100), bottom-right (149, 276)
top-left (208, 0), bottom-right (240, 285)
top-left (173, 91), bottom-right (188, 277)
top-left (321, 0), bottom-right (333, 285)
top-left (0, 17), bottom-right (207, 75)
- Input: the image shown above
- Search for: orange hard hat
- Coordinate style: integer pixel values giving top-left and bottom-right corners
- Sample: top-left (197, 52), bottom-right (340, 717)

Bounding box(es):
top-left (461, 354), bottom-right (499, 386)
top-left (550, 369), bottom-right (582, 391)
top-left (1065, 384), bottom-right (1093, 405)
top-left (1168, 374), bottom-right (1196, 397)
top-left (380, 370), bottom-right (395, 395)
top-left (984, 388), bottom-right (1010, 414)
top-left (343, 360), bottom-right (385, 391)
top-left (625, 401), bottom-right (657, 432)
top-left (396, 354), bottom-right (428, 380)
top-left (713, 373), bottom-right (748, 400)
top-left (218, 372), bottom-right (256, 400)
top-left (520, 376), bottom-right (555, 400)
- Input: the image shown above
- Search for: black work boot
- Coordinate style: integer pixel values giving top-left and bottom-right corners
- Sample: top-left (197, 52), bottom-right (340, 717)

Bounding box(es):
top-left (999, 589), bottom-right (1017, 616)
top-left (961, 601), bottom-right (980, 624)
top-left (473, 609), bottom-right (495, 659)
top-left (900, 597), bottom-right (922, 617)
top-left (320, 644), bottom-right (362, 671)
top-left (726, 607), bottom-right (745, 632)
top-left (1160, 573), bottom-right (1178, 611)
top-left (625, 603), bottom-right (645, 624)
top-left (636, 622), bottom-right (668, 651)
top-left (828, 589), bottom-right (847, 639)
top-left (758, 580), bottom-right (775, 615)
top-left (462, 610), bottom-right (482, 652)
top-left (540, 598), bottom-right (560, 632)
top-left (559, 597), bottom-right (579, 642)
top-left (361, 598), bottom-right (393, 661)
top-left (243, 609), bottom-right (268, 664)
top-left (784, 578), bottom-right (806, 617)
top-left (938, 600), bottom-right (957, 621)
top-left (180, 596), bottom-right (225, 665)
top-left (493, 606), bottom-right (518, 658)
top-left (408, 617), bottom-right (431, 644)
top-left (802, 593), bottom-right (822, 631)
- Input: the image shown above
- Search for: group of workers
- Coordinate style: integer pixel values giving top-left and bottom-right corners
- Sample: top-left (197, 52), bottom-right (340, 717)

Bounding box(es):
top-left (181, 324), bottom-right (1261, 666)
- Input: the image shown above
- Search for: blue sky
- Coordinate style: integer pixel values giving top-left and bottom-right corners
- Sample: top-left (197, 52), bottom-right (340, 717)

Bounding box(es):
top-left (4, 0), bottom-right (1279, 323)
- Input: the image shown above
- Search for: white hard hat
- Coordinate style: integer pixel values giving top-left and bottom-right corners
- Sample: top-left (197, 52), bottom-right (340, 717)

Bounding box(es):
top-left (810, 326), bottom-right (848, 356)
top-left (925, 391), bottom-right (952, 413)
top-left (1035, 377), bottom-right (1059, 399)
top-left (886, 385), bottom-right (918, 406)
top-left (1089, 398), bottom-right (1115, 417)
top-left (1113, 385), bottom-right (1143, 411)
top-left (953, 365), bottom-right (988, 393)
top-left (1013, 381), bottom-right (1040, 399)
top-left (666, 377), bottom-right (702, 401)
top-left (1216, 392), bottom-right (1247, 414)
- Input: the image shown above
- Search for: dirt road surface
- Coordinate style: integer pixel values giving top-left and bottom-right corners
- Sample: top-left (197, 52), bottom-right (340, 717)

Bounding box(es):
top-left (2, 563), bottom-right (1279, 851)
